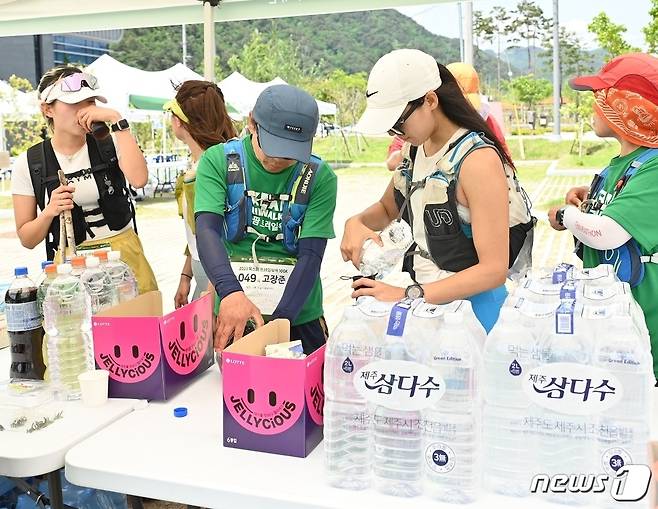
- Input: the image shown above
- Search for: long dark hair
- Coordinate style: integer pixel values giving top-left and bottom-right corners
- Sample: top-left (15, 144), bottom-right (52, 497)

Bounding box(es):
top-left (175, 80), bottom-right (237, 150)
top-left (435, 62), bottom-right (514, 169)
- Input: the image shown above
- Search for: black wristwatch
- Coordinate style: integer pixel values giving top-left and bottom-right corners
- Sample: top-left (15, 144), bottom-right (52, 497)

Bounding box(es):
top-left (111, 119), bottom-right (130, 132)
top-left (556, 206), bottom-right (567, 227)
top-left (405, 284), bottom-right (424, 300)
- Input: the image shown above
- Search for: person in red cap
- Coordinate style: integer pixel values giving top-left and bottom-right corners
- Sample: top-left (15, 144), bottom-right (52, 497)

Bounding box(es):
top-left (548, 52), bottom-right (658, 380)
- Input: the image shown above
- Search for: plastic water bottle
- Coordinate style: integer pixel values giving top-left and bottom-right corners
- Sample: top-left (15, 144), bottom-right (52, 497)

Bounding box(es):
top-left (324, 298), bottom-right (390, 490)
top-left (594, 314), bottom-right (652, 486)
top-left (373, 303), bottom-right (423, 498)
top-left (538, 301), bottom-right (596, 504)
top-left (80, 256), bottom-right (118, 314)
top-left (34, 261), bottom-right (53, 287)
top-left (422, 309), bottom-right (482, 503)
top-left (5, 267), bottom-right (45, 380)
top-left (106, 251), bottom-right (138, 302)
top-left (43, 263), bottom-right (93, 399)
top-left (359, 219), bottom-right (414, 278)
top-left (484, 306), bottom-right (539, 496)
top-left (36, 263), bottom-right (58, 318)
top-left (70, 256), bottom-right (87, 278)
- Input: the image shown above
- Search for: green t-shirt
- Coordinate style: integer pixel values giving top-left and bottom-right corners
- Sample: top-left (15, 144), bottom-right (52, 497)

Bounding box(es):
top-left (582, 147), bottom-right (658, 376)
top-left (194, 135), bottom-right (337, 325)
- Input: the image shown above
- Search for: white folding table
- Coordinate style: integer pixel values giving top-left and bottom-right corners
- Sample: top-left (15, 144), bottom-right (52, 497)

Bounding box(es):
top-left (0, 347), bottom-right (138, 508)
top-left (66, 363), bottom-right (658, 509)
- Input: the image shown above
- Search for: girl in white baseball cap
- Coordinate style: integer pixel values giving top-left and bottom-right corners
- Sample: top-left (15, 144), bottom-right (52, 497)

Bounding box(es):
top-left (342, 49), bottom-right (533, 332)
top-left (11, 65), bottom-right (157, 293)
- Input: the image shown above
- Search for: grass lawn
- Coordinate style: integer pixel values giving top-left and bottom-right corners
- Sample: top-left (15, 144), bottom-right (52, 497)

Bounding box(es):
top-left (557, 143), bottom-right (618, 169)
top-left (315, 134), bottom-right (618, 170)
top-left (313, 135), bottom-right (390, 164)
top-left (515, 163), bottom-right (550, 184)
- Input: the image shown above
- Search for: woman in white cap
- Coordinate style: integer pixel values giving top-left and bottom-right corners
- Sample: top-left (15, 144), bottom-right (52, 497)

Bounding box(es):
top-left (11, 65), bottom-right (156, 293)
top-left (341, 49), bottom-right (533, 331)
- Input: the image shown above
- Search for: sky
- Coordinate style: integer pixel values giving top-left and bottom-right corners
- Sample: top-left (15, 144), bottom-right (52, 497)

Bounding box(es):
top-left (397, 0), bottom-right (651, 51)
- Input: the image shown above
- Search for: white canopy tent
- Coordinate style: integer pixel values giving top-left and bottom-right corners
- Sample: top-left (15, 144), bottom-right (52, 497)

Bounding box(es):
top-left (85, 54), bottom-right (208, 122)
top-left (218, 71), bottom-right (336, 119)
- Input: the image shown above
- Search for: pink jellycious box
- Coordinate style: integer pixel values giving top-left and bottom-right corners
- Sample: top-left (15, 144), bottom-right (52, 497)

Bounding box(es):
top-left (221, 319), bottom-right (325, 458)
top-left (92, 291), bottom-right (214, 400)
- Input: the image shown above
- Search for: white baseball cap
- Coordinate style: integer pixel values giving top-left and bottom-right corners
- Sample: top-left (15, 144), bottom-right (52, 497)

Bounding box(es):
top-left (355, 49), bottom-right (442, 135)
top-left (39, 72), bottom-right (107, 105)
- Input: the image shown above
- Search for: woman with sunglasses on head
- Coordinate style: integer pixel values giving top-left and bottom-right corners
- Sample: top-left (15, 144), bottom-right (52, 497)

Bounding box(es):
top-left (341, 49), bottom-right (533, 331)
top-left (11, 65), bottom-right (157, 293)
top-left (165, 80), bottom-right (237, 308)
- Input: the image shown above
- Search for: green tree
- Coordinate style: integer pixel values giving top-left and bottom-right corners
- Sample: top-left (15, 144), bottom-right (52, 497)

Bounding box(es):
top-left (509, 74), bottom-right (552, 109)
top-left (226, 30), bottom-right (307, 85)
top-left (644, 0), bottom-right (658, 53)
top-left (0, 75), bottom-right (45, 155)
top-left (588, 12), bottom-right (637, 59)
top-left (304, 70), bottom-right (367, 156)
top-left (490, 6), bottom-right (511, 94)
top-left (507, 0), bottom-right (550, 74)
top-left (111, 26), bottom-right (183, 72)
top-left (541, 28), bottom-right (594, 82)
top-left (473, 10), bottom-right (495, 69)
top-left (563, 89), bottom-right (594, 162)
top-left (8, 75), bottom-right (33, 93)
top-left (311, 70), bottom-right (367, 129)
top-left (509, 73), bottom-right (552, 159)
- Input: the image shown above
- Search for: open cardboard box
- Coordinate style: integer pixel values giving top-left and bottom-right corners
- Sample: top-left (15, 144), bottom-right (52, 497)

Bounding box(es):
top-left (92, 291), bottom-right (214, 400)
top-left (221, 319), bottom-right (325, 458)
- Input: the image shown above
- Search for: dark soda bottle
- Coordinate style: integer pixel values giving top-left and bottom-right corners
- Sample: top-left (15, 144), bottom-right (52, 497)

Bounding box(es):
top-left (5, 267), bottom-right (46, 380)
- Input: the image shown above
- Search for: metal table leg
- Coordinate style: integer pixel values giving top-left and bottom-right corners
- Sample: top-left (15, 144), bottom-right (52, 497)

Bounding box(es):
top-left (46, 470), bottom-right (64, 509)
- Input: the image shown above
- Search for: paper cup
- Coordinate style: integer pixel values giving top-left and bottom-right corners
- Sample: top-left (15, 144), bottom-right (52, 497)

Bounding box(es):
top-left (78, 369), bottom-right (109, 407)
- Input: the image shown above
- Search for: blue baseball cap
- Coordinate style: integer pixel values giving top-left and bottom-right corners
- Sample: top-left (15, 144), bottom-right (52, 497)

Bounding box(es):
top-left (252, 84), bottom-right (319, 163)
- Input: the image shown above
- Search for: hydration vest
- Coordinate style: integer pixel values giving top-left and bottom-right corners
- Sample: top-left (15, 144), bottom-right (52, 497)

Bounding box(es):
top-left (27, 134), bottom-right (136, 261)
top-left (577, 147), bottom-right (658, 288)
top-left (392, 131), bottom-right (535, 276)
top-left (222, 138), bottom-right (323, 256)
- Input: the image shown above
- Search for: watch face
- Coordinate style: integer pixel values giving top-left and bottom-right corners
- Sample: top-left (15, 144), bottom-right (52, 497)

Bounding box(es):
top-left (118, 119), bottom-right (129, 129)
top-left (406, 285), bottom-right (423, 300)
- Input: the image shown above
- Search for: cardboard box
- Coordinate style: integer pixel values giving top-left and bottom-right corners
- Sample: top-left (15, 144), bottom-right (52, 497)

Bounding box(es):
top-left (92, 291), bottom-right (214, 400)
top-left (222, 319), bottom-right (324, 458)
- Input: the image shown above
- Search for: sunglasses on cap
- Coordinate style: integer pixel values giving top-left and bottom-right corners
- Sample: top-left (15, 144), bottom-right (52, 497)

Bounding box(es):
top-left (388, 97), bottom-right (425, 137)
top-left (40, 72), bottom-right (100, 103)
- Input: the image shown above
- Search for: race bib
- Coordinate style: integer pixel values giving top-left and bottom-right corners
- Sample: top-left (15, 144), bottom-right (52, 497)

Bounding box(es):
top-left (230, 260), bottom-right (294, 315)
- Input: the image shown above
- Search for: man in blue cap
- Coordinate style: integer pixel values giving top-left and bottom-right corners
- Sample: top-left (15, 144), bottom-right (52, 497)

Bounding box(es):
top-left (195, 84), bottom-right (337, 353)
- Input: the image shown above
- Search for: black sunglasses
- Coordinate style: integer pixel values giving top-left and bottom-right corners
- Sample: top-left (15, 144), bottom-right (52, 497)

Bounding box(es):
top-left (388, 97), bottom-right (425, 137)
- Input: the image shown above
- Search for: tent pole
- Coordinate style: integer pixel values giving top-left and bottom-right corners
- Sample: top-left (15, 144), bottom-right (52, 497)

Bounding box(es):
top-left (203, 2), bottom-right (216, 81)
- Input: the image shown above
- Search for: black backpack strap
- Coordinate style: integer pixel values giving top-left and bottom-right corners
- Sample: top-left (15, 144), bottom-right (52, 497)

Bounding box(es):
top-left (27, 140), bottom-right (60, 211)
top-left (27, 139), bottom-right (63, 260)
top-left (89, 134), bottom-right (139, 235)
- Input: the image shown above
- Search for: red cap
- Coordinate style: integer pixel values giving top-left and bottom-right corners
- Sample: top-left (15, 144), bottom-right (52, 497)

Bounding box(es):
top-left (569, 53), bottom-right (658, 105)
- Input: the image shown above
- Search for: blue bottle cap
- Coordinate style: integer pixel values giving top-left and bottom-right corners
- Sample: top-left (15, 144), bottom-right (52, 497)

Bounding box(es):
top-left (14, 267), bottom-right (28, 276)
top-left (41, 261), bottom-right (53, 270)
top-left (174, 407), bottom-right (188, 418)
